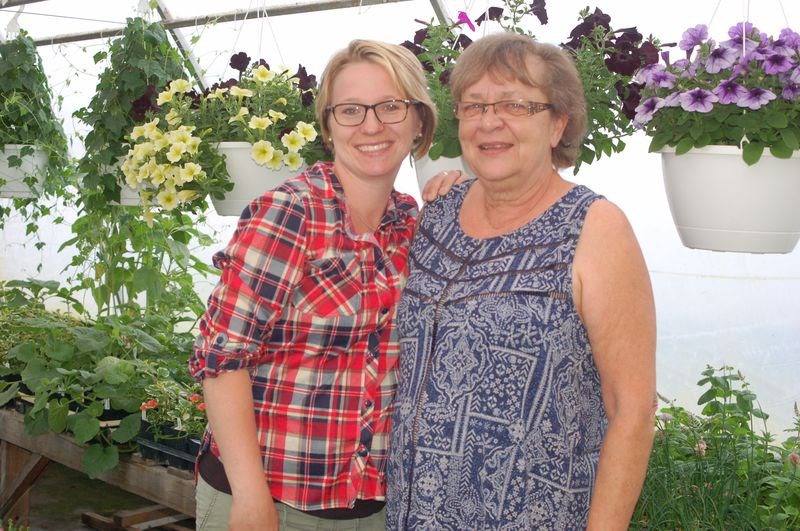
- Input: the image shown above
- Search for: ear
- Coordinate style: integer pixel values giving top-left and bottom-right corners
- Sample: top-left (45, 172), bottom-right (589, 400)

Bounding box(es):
top-left (550, 113), bottom-right (569, 149)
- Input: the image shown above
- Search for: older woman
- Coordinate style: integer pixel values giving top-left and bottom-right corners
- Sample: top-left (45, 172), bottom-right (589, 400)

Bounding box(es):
top-left (189, 40), bottom-right (440, 530)
top-left (387, 32), bottom-right (656, 530)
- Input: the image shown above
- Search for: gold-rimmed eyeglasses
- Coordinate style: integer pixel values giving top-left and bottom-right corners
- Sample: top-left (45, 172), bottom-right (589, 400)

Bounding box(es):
top-left (454, 100), bottom-right (552, 120)
top-left (326, 99), bottom-right (420, 126)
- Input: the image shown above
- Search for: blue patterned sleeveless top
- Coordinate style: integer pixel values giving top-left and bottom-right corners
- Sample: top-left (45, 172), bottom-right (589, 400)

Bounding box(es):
top-left (386, 183), bottom-right (607, 530)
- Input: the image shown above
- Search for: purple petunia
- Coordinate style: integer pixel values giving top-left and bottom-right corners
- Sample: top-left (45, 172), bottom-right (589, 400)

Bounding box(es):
top-left (633, 96), bottom-right (665, 126)
top-left (705, 44), bottom-right (739, 74)
top-left (763, 53), bottom-right (794, 75)
top-left (714, 79), bottom-right (748, 104)
top-left (679, 24), bottom-right (708, 51)
top-left (790, 67), bottom-right (800, 84)
top-left (737, 87), bottom-right (777, 109)
top-left (679, 88), bottom-right (718, 112)
top-left (779, 28), bottom-right (800, 50)
top-left (781, 84), bottom-right (800, 101)
top-left (663, 92), bottom-right (682, 107)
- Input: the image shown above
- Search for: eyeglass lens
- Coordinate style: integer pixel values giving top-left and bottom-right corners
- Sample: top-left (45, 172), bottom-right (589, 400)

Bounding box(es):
top-left (330, 100), bottom-right (412, 126)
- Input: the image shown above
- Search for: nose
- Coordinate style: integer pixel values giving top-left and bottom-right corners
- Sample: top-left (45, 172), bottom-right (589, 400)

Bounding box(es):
top-left (361, 107), bottom-right (384, 131)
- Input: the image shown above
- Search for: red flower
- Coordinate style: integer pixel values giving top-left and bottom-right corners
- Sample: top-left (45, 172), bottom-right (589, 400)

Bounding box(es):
top-left (188, 393), bottom-right (202, 403)
top-left (139, 399), bottom-right (158, 411)
top-left (197, 402), bottom-right (207, 411)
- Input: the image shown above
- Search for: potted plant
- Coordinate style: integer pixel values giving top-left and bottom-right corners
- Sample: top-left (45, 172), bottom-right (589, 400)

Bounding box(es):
top-left (401, 2), bottom-right (658, 189)
top-left (125, 52), bottom-right (328, 217)
top-left (633, 22), bottom-right (800, 253)
top-left (0, 29), bottom-right (70, 232)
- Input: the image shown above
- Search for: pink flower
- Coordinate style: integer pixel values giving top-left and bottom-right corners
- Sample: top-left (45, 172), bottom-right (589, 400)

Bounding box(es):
top-left (188, 393), bottom-right (202, 403)
top-left (695, 439), bottom-right (708, 456)
top-left (789, 452), bottom-right (800, 466)
top-left (139, 399), bottom-right (158, 411)
top-left (197, 402), bottom-right (207, 412)
top-left (457, 11), bottom-right (475, 32)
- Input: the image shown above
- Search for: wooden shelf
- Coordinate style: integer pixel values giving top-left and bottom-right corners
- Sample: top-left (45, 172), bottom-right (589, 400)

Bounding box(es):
top-left (0, 408), bottom-right (195, 519)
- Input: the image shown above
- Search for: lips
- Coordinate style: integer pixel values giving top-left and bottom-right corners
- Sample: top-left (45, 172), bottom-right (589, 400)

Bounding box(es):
top-left (478, 141), bottom-right (512, 151)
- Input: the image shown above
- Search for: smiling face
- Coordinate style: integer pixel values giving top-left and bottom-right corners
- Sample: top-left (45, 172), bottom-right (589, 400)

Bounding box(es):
top-left (458, 60), bottom-right (567, 187)
top-left (328, 61), bottom-right (421, 187)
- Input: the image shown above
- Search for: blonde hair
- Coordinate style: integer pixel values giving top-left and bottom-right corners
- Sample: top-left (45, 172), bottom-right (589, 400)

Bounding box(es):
top-left (450, 33), bottom-right (587, 168)
top-left (315, 39), bottom-right (437, 159)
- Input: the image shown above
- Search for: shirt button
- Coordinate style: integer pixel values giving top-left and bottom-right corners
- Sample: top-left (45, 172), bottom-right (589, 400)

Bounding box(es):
top-left (380, 307), bottom-right (389, 315)
top-left (357, 446), bottom-right (369, 457)
top-left (364, 400), bottom-right (373, 409)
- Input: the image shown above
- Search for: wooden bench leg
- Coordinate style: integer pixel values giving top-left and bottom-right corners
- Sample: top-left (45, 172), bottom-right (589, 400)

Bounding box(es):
top-left (0, 439), bottom-right (51, 523)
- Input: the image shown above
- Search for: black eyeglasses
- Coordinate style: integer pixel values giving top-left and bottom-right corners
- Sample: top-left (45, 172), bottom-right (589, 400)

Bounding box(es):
top-left (454, 100), bottom-right (552, 119)
top-left (326, 99), bottom-right (420, 126)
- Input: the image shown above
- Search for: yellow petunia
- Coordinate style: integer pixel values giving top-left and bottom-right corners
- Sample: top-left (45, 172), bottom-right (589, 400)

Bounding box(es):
top-left (281, 130), bottom-right (306, 153)
top-left (156, 90), bottom-right (174, 106)
top-left (169, 79), bottom-right (191, 93)
top-left (295, 121), bottom-right (318, 142)
top-left (177, 190), bottom-right (200, 204)
top-left (268, 109), bottom-right (287, 121)
top-left (274, 97), bottom-right (288, 106)
top-left (157, 189), bottom-right (179, 211)
top-left (151, 164), bottom-right (167, 185)
top-left (167, 142), bottom-right (187, 163)
top-left (230, 86), bottom-right (254, 98)
top-left (186, 136), bottom-right (201, 155)
top-left (251, 140), bottom-right (275, 166)
top-left (248, 115), bottom-right (273, 130)
top-left (168, 128), bottom-right (192, 145)
top-left (180, 162), bottom-right (203, 183)
top-left (154, 136), bottom-right (170, 151)
top-left (131, 125), bottom-right (146, 140)
top-left (251, 65), bottom-right (276, 83)
top-left (142, 208), bottom-right (155, 228)
top-left (229, 107), bottom-right (250, 123)
top-left (266, 149), bottom-right (285, 170)
top-left (143, 118), bottom-right (161, 138)
top-left (283, 151), bottom-right (303, 171)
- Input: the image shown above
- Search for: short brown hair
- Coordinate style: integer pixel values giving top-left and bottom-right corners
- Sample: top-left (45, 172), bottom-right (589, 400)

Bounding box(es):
top-left (315, 40), bottom-right (437, 160)
top-left (450, 33), bottom-right (586, 168)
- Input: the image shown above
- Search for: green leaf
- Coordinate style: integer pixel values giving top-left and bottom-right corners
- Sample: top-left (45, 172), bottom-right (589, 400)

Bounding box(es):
top-left (47, 399), bottom-right (70, 433)
top-left (769, 142), bottom-right (793, 159)
top-left (0, 382), bottom-right (20, 407)
top-left (742, 142), bottom-right (764, 165)
top-left (70, 327), bottom-right (112, 353)
top-left (780, 128), bottom-right (799, 150)
top-left (111, 413), bottom-right (142, 443)
top-left (675, 137), bottom-right (695, 155)
top-left (47, 341), bottom-right (76, 362)
top-left (71, 414), bottom-right (101, 443)
top-left (697, 387), bottom-right (718, 405)
top-left (765, 111), bottom-right (788, 129)
top-left (82, 443), bottom-right (119, 479)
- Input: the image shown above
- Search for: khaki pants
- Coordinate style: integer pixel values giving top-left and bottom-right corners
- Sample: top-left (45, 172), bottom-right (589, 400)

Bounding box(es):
top-left (195, 475), bottom-right (386, 530)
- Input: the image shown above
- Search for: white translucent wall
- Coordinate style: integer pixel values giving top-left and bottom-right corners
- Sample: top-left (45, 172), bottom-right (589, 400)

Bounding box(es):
top-left (2, 0), bottom-right (799, 434)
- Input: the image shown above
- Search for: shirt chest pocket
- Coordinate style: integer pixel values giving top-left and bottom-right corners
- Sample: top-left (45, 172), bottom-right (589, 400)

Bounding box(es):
top-left (291, 251), bottom-right (363, 316)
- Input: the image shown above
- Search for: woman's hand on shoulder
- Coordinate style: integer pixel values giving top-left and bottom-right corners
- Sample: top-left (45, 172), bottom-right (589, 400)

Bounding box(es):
top-left (421, 169), bottom-right (469, 202)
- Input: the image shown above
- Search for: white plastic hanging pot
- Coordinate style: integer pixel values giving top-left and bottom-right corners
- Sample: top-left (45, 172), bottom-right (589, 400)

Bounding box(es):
top-left (213, 142), bottom-right (303, 217)
top-left (660, 145), bottom-right (800, 254)
top-left (0, 144), bottom-right (47, 198)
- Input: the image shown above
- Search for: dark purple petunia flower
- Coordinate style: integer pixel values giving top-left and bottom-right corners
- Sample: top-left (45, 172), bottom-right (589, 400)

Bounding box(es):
top-left (639, 41), bottom-right (660, 66)
top-left (455, 34), bottom-right (473, 50)
top-left (413, 28), bottom-right (428, 46)
top-left (130, 84), bottom-right (157, 122)
top-left (713, 79), bottom-right (748, 104)
top-left (605, 39), bottom-right (642, 76)
top-left (679, 88), bottom-right (718, 112)
top-left (229, 52), bottom-right (251, 74)
top-left (474, 7), bottom-right (504, 26)
top-left (616, 80), bottom-right (644, 120)
top-left (763, 53), bottom-right (793, 75)
top-left (563, 8), bottom-right (611, 49)
top-left (292, 65), bottom-right (317, 92)
top-left (529, 0), bottom-right (548, 25)
top-left (679, 24), bottom-right (708, 51)
top-left (737, 87), bottom-right (776, 109)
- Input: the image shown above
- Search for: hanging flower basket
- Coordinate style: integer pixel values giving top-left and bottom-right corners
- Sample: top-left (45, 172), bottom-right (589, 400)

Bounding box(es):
top-left (414, 154), bottom-right (472, 196)
top-left (0, 144), bottom-right (47, 198)
top-left (661, 146), bottom-right (800, 254)
top-left (212, 142), bottom-right (304, 217)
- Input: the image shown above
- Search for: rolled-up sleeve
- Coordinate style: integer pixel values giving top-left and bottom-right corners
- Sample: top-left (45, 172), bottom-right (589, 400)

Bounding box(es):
top-left (189, 190), bottom-right (307, 380)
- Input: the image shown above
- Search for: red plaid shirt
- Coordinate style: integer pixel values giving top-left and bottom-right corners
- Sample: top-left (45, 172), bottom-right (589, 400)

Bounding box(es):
top-left (189, 161), bottom-right (418, 511)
